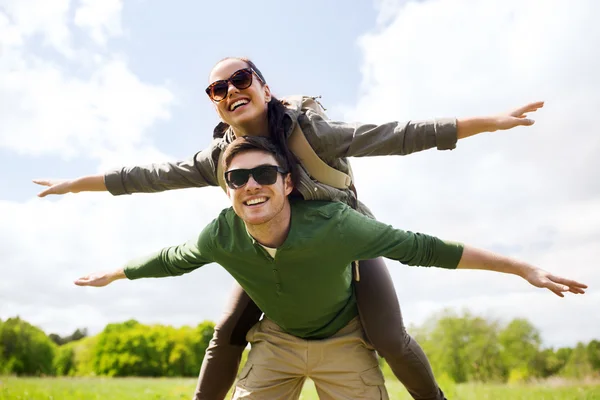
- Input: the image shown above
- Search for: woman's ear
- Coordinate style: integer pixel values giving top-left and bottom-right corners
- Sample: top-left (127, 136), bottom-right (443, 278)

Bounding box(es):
top-left (263, 84), bottom-right (272, 103)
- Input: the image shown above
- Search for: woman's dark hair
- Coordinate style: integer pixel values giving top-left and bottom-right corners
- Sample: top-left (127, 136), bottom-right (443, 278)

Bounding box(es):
top-left (211, 57), bottom-right (297, 183)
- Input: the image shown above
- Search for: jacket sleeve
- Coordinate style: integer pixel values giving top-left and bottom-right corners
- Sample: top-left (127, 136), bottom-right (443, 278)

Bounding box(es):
top-left (104, 142), bottom-right (221, 196)
top-left (123, 223), bottom-right (216, 279)
top-left (299, 109), bottom-right (458, 160)
top-left (336, 205), bottom-right (463, 269)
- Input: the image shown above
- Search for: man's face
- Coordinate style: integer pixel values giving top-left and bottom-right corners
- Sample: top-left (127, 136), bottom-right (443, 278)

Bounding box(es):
top-left (226, 150), bottom-right (293, 226)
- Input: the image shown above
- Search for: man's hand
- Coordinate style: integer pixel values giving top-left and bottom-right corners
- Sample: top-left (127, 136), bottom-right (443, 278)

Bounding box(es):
top-left (522, 267), bottom-right (587, 297)
top-left (74, 269), bottom-right (126, 287)
top-left (33, 179), bottom-right (74, 197)
top-left (490, 101), bottom-right (545, 131)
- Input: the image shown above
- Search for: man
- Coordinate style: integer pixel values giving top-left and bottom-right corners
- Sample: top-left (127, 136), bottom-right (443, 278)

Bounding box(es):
top-left (76, 136), bottom-right (586, 399)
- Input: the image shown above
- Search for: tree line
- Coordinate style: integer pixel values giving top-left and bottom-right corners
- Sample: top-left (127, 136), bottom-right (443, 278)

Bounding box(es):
top-left (0, 318), bottom-right (214, 377)
top-left (1, 310), bottom-right (598, 383)
top-left (411, 309), bottom-right (599, 383)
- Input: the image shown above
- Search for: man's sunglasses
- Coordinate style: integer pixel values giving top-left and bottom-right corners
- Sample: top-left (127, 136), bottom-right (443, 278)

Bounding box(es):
top-left (205, 68), bottom-right (264, 103)
top-left (224, 165), bottom-right (287, 189)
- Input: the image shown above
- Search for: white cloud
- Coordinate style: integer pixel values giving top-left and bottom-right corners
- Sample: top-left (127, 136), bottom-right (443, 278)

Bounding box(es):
top-left (0, 0), bottom-right (72, 55)
top-left (0, 0), bottom-right (169, 159)
top-left (1, 0), bottom-right (598, 350)
top-left (0, 0), bottom-right (228, 336)
top-left (342, 0), bottom-right (600, 346)
top-left (74, 0), bottom-right (123, 46)
top-left (1, 57), bottom-right (173, 158)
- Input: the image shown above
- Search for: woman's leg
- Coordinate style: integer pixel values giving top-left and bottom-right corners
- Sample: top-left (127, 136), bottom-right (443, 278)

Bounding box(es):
top-left (354, 258), bottom-right (446, 400)
top-left (193, 282), bottom-right (263, 400)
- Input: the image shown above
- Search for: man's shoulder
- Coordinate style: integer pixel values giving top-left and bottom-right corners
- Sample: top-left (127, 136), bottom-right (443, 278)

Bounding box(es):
top-left (201, 207), bottom-right (240, 236)
top-left (290, 199), bottom-right (352, 219)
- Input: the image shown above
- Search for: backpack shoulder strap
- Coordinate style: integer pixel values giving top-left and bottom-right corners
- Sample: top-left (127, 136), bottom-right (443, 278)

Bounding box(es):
top-left (287, 121), bottom-right (351, 190)
top-left (285, 95), bottom-right (352, 190)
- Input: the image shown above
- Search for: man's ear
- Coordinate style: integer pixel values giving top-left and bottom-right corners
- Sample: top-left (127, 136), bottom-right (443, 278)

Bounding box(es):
top-left (284, 173), bottom-right (293, 196)
top-left (263, 84), bottom-right (272, 103)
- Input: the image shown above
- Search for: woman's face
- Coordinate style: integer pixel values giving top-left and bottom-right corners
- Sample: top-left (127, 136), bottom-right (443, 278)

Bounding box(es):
top-left (208, 59), bottom-right (271, 130)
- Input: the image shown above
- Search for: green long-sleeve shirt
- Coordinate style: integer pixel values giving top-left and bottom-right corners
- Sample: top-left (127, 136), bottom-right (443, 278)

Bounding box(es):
top-left (124, 200), bottom-right (463, 339)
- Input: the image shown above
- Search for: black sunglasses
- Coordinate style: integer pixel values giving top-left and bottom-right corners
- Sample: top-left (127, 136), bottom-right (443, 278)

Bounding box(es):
top-left (205, 68), bottom-right (264, 102)
top-left (224, 165), bottom-right (287, 189)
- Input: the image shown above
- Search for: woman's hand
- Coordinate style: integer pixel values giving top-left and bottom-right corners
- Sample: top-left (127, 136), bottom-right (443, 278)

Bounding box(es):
top-left (33, 175), bottom-right (107, 197)
top-left (33, 179), bottom-right (75, 197)
top-left (457, 101), bottom-right (544, 139)
top-left (489, 101), bottom-right (545, 131)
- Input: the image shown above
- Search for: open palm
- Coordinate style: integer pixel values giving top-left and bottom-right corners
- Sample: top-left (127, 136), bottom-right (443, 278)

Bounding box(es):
top-left (494, 101), bottom-right (545, 131)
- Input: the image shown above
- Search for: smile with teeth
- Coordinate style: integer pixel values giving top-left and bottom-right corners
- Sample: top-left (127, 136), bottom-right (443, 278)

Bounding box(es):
top-left (245, 197), bottom-right (267, 206)
top-left (230, 99), bottom-right (249, 111)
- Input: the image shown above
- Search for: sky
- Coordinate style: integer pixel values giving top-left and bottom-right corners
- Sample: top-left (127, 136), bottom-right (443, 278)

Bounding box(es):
top-left (1, 0), bottom-right (598, 348)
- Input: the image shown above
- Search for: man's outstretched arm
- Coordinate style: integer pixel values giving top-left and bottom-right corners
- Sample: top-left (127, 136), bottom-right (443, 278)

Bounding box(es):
top-left (457, 246), bottom-right (587, 297)
top-left (337, 205), bottom-right (587, 298)
top-left (74, 225), bottom-right (217, 287)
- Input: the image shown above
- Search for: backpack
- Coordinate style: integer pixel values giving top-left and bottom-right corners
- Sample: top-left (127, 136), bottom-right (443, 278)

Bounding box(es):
top-left (216, 96), bottom-right (353, 192)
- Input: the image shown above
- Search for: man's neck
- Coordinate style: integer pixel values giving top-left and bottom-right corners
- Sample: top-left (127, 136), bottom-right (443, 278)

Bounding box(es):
top-left (245, 201), bottom-right (292, 248)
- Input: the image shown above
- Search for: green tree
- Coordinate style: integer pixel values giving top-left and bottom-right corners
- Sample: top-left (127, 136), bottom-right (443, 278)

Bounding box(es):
top-left (50, 328), bottom-right (88, 345)
top-left (49, 333), bottom-right (64, 346)
top-left (54, 342), bottom-right (76, 376)
top-left (415, 309), bottom-right (504, 383)
top-left (534, 348), bottom-right (562, 377)
top-left (70, 335), bottom-right (99, 376)
top-left (498, 319), bottom-right (541, 382)
top-left (166, 327), bottom-right (196, 376)
top-left (556, 347), bottom-right (573, 366)
top-left (587, 340), bottom-right (600, 372)
top-left (94, 320), bottom-right (164, 376)
top-left (92, 319), bottom-right (214, 377)
top-left (191, 321), bottom-right (215, 371)
top-left (562, 342), bottom-right (594, 379)
top-left (0, 317), bottom-right (56, 375)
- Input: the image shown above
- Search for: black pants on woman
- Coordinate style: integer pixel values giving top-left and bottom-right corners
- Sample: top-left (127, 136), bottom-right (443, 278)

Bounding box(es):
top-left (193, 257), bottom-right (445, 400)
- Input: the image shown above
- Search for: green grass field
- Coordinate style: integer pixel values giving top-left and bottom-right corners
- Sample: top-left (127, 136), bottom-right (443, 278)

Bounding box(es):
top-left (1, 377), bottom-right (599, 400)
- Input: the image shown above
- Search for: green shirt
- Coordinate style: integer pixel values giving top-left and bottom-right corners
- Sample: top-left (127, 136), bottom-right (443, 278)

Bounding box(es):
top-left (124, 200), bottom-right (463, 339)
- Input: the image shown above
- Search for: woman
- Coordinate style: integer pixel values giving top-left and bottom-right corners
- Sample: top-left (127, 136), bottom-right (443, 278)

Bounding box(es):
top-left (35, 57), bottom-right (543, 400)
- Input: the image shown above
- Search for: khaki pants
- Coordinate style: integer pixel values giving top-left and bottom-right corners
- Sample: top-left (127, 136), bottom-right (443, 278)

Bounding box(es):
top-left (232, 317), bottom-right (389, 400)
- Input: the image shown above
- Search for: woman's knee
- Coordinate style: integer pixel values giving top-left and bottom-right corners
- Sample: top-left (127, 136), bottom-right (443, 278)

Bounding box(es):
top-left (367, 324), bottom-right (411, 357)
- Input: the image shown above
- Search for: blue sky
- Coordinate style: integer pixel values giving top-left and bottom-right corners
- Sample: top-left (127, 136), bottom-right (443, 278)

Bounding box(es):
top-left (3, 0), bottom-right (375, 201)
top-left (1, 0), bottom-right (599, 348)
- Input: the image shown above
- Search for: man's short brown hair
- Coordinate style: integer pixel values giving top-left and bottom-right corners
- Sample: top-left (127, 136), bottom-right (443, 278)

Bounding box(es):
top-left (222, 136), bottom-right (298, 186)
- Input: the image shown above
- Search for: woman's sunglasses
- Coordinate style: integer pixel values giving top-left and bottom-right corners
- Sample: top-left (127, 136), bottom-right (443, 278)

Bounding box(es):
top-left (205, 68), bottom-right (263, 102)
top-left (224, 165), bottom-right (287, 189)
